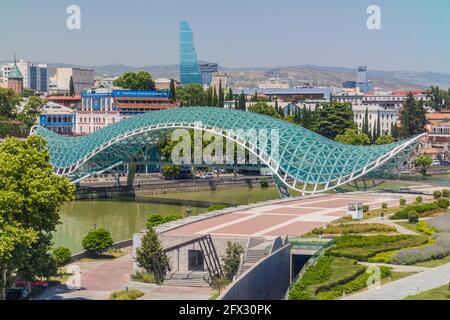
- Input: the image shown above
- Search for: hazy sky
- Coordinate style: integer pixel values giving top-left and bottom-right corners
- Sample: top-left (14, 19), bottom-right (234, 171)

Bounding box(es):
top-left (1, 0), bottom-right (449, 72)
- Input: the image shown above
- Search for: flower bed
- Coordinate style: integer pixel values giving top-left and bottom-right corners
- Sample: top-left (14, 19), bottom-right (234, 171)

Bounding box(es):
top-left (311, 223), bottom-right (396, 235)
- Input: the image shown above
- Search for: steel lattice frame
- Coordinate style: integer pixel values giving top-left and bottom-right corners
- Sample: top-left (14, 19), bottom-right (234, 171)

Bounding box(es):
top-left (31, 107), bottom-right (426, 195)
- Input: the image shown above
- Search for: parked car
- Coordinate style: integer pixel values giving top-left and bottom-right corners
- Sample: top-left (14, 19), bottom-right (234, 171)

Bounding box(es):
top-left (200, 173), bottom-right (214, 180)
top-left (432, 160), bottom-right (441, 166)
top-left (442, 161), bottom-right (450, 166)
top-left (6, 287), bottom-right (29, 300)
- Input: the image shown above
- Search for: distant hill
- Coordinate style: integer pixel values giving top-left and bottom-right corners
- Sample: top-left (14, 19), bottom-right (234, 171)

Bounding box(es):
top-left (2, 60), bottom-right (450, 90)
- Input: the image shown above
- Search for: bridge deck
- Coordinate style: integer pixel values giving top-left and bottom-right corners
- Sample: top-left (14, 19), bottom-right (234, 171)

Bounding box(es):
top-left (163, 192), bottom-right (433, 239)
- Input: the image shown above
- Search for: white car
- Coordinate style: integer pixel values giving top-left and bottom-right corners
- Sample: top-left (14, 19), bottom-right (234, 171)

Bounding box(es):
top-left (201, 173), bottom-right (214, 180)
top-left (432, 160), bottom-right (441, 166)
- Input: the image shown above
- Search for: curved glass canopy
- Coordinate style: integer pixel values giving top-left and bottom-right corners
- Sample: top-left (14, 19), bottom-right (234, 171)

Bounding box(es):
top-left (32, 107), bottom-right (425, 194)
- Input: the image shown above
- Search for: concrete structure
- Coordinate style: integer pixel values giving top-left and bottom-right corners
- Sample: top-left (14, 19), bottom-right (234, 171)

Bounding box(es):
top-left (219, 237), bottom-right (291, 300)
top-left (199, 63), bottom-right (218, 86)
top-left (211, 72), bottom-right (227, 93)
top-left (93, 76), bottom-right (118, 89)
top-left (49, 67), bottom-right (94, 95)
top-left (39, 102), bottom-right (75, 135)
top-left (179, 21), bottom-right (202, 85)
top-left (154, 78), bottom-right (172, 91)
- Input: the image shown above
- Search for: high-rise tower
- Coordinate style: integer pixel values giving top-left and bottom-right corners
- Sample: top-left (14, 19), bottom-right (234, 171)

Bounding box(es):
top-left (179, 21), bottom-right (202, 85)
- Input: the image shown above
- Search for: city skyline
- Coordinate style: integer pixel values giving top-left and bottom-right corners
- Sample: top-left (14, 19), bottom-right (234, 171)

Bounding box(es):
top-left (1, 0), bottom-right (450, 73)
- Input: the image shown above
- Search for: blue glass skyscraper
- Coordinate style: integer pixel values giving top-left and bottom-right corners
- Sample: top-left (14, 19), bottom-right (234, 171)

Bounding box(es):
top-left (179, 21), bottom-right (202, 85)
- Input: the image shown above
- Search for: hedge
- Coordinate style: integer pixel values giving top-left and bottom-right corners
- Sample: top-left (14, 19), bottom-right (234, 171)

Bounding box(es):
top-left (328, 235), bottom-right (429, 261)
top-left (311, 223), bottom-right (396, 235)
top-left (389, 202), bottom-right (442, 220)
top-left (316, 266), bottom-right (391, 300)
top-left (427, 214), bottom-right (450, 233)
top-left (391, 233), bottom-right (450, 265)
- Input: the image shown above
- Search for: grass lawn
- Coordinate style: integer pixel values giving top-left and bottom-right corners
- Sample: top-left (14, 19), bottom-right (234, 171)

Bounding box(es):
top-left (404, 285), bottom-right (450, 300)
top-left (109, 289), bottom-right (144, 300)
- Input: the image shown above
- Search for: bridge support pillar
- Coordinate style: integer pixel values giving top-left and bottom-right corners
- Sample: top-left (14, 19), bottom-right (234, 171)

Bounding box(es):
top-left (127, 163), bottom-right (137, 187)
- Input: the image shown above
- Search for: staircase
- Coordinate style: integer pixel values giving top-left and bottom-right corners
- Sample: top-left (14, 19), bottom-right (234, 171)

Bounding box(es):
top-left (239, 240), bottom-right (272, 275)
top-left (163, 271), bottom-right (210, 288)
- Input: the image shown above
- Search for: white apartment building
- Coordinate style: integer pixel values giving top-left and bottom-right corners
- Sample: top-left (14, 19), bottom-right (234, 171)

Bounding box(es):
top-left (353, 104), bottom-right (400, 135)
top-left (48, 67), bottom-right (95, 95)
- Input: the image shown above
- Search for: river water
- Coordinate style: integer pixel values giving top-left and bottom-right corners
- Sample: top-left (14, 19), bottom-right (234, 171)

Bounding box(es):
top-left (54, 187), bottom-right (281, 252)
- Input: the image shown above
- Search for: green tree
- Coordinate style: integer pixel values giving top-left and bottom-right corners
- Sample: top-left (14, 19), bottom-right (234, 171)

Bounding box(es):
top-left (415, 154), bottom-right (432, 177)
top-left (52, 247), bottom-right (72, 273)
top-left (427, 86), bottom-right (448, 111)
top-left (400, 93), bottom-right (427, 138)
top-left (0, 135), bottom-right (74, 296)
top-left (20, 89), bottom-right (36, 98)
top-left (362, 108), bottom-right (369, 136)
top-left (218, 81), bottom-right (224, 108)
top-left (17, 96), bottom-right (45, 127)
top-left (0, 88), bottom-right (21, 119)
top-left (113, 71), bottom-right (156, 91)
top-left (226, 88), bottom-right (234, 101)
top-left (82, 228), bottom-right (114, 256)
top-left (135, 227), bottom-right (169, 284)
top-left (335, 128), bottom-right (370, 145)
top-left (176, 84), bottom-right (208, 106)
top-left (238, 91), bottom-right (246, 111)
top-left (248, 102), bottom-right (281, 119)
top-left (69, 76), bottom-right (75, 96)
top-left (222, 241), bottom-right (244, 281)
top-left (375, 135), bottom-right (394, 145)
top-left (311, 102), bottom-right (356, 139)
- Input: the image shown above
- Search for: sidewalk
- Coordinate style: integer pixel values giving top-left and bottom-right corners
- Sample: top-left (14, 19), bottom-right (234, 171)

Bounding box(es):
top-left (343, 262), bottom-right (450, 300)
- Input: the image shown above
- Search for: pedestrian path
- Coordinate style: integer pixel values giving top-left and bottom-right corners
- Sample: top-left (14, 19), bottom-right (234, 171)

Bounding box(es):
top-left (343, 262), bottom-right (450, 300)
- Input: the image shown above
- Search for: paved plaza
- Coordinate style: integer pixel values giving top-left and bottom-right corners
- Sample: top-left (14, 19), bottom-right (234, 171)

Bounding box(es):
top-left (164, 191), bottom-right (434, 239)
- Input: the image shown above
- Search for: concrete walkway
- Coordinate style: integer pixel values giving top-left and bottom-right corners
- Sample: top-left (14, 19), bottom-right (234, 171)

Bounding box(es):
top-left (38, 253), bottom-right (134, 300)
top-left (343, 262), bottom-right (450, 300)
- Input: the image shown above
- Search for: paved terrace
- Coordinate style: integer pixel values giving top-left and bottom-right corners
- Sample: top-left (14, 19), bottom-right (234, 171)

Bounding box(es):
top-left (162, 191), bottom-right (434, 239)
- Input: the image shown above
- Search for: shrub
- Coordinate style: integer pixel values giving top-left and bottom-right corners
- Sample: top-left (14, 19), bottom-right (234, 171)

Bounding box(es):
top-left (82, 227), bottom-right (113, 255)
top-left (362, 205), bottom-right (370, 213)
top-left (52, 247), bottom-right (72, 271)
top-left (312, 223), bottom-right (396, 235)
top-left (368, 250), bottom-right (398, 263)
top-left (210, 277), bottom-right (231, 293)
top-left (260, 177), bottom-right (269, 188)
top-left (131, 271), bottom-right (157, 284)
top-left (416, 196), bottom-right (423, 203)
top-left (207, 204), bottom-right (227, 212)
top-left (400, 198), bottom-right (406, 206)
top-left (442, 189), bottom-right (450, 198)
top-left (391, 233), bottom-right (450, 265)
top-left (437, 197), bottom-right (449, 209)
top-left (146, 214), bottom-right (182, 228)
top-left (222, 241), bottom-right (244, 281)
top-left (109, 289), bottom-right (144, 300)
top-left (427, 214), bottom-right (450, 233)
top-left (433, 190), bottom-right (442, 199)
top-left (328, 235), bottom-right (429, 261)
top-left (316, 267), bottom-right (391, 300)
top-left (408, 211), bottom-right (419, 224)
top-left (381, 203), bottom-right (388, 210)
top-left (390, 202), bottom-right (440, 220)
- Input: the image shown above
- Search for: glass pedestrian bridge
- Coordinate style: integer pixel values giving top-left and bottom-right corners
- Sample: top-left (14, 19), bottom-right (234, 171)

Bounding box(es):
top-left (31, 107), bottom-right (426, 195)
